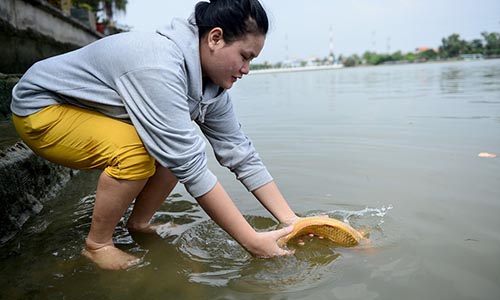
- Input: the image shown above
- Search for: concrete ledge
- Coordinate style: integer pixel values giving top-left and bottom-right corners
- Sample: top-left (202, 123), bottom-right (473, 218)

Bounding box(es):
top-left (0, 142), bottom-right (74, 244)
top-left (1, 0), bottom-right (102, 46)
top-left (0, 0), bottom-right (102, 73)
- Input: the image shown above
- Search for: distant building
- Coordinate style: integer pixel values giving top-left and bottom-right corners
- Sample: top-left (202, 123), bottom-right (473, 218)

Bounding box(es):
top-left (415, 47), bottom-right (439, 53)
top-left (281, 59), bottom-right (303, 68)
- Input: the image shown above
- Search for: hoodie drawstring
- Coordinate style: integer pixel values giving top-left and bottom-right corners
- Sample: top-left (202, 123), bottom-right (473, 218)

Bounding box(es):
top-left (198, 102), bottom-right (207, 123)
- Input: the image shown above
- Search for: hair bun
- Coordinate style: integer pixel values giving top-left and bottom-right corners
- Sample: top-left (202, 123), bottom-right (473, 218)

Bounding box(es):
top-left (195, 0), bottom-right (268, 41)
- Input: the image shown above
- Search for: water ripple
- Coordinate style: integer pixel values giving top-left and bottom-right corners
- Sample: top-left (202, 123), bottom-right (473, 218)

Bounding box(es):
top-left (176, 207), bottom-right (392, 292)
top-left (177, 216), bottom-right (345, 291)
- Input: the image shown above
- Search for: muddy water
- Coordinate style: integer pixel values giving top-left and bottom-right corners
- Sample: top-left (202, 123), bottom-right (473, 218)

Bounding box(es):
top-left (1, 60), bottom-right (499, 300)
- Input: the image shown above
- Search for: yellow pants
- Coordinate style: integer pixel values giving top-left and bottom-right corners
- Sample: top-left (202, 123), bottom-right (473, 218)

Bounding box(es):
top-left (13, 104), bottom-right (156, 180)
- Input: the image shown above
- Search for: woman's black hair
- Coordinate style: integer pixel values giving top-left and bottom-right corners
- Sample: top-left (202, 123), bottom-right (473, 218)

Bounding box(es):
top-left (195, 0), bottom-right (269, 42)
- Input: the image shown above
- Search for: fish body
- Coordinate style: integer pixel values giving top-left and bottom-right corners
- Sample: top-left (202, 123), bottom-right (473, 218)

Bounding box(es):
top-left (278, 216), bottom-right (365, 247)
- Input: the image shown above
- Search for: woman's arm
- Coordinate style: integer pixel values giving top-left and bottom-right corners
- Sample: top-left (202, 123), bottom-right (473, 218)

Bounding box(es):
top-left (252, 180), bottom-right (299, 226)
top-left (196, 182), bottom-right (294, 257)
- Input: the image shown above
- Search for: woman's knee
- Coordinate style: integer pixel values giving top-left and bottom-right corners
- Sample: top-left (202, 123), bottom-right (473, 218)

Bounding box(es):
top-left (105, 143), bottom-right (156, 180)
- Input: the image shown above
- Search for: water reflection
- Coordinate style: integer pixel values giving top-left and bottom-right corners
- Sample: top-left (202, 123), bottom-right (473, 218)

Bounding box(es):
top-left (2, 60), bottom-right (500, 299)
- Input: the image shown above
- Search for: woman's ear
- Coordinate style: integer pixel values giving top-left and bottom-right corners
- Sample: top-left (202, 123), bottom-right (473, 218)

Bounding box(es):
top-left (207, 27), bottom-right (225, 50)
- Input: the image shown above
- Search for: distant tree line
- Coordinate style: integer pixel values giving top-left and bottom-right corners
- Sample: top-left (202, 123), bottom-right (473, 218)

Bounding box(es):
top-left (251, 31), bottom-right (500, 69)
top-left (338, 31), bottom-right (500, 67)
top-left (439, 32), bottom-right (500, 57)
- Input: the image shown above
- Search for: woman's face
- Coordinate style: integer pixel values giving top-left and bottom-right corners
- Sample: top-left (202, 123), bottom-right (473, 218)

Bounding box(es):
top-left (201, 29), bottom-right (265, 89)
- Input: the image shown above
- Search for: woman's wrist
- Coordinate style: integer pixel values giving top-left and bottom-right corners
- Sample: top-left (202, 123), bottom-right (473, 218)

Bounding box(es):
top-left (238, 229), bottom-right (261, 253)
top-left (279, 214), bottom-right (300, 226)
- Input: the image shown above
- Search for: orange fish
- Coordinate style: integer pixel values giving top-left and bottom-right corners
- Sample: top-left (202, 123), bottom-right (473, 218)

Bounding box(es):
top-left (278, 216), bottom-right (366, 247)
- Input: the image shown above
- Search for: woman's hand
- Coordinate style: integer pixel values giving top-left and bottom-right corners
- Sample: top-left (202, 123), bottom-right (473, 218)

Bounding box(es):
top-left (244, 225), bottom-right (295, 258)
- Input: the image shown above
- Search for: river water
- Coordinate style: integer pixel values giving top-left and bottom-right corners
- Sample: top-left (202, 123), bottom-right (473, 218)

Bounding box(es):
top-left (1, 60), bottom-right (499, 299)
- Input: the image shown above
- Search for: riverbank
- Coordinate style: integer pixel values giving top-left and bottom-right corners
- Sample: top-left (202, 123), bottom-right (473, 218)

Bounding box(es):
top-left (0, 142), bottom-right (74, 244)
top-left (0, 0), bottom-right (105, 246)
top-left (0, 73), bottom-right (20, 149)
top-left (0, 73), bottom-right (75, 245)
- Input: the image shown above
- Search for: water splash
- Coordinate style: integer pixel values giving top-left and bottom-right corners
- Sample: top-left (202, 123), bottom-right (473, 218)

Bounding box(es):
top-left (304, 204), bottom-right (393, 230)
top-left (324, 204), bottom-right (394, 223)
top-left (311, 204), bottom-right (395, 243)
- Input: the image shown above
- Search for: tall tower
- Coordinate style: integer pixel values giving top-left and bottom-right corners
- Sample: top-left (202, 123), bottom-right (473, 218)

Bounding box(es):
top-left (329, 26), bottom-right (335, 63)
top-left (371, 30), bottom-right (376, 52)
top-left (285, 33), bottom-right (289, 62)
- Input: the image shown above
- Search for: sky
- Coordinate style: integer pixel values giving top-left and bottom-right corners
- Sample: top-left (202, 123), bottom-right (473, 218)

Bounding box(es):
top-left (116, 0), bottom-right (500, 63)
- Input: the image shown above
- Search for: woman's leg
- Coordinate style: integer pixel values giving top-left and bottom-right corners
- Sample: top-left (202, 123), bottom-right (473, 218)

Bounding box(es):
top-left (82, 172), bottom-right (148, 270)
top-left (85, 165), bottom-right (178, 269)
top-left (13, 105), bottom-right (157, 270)
top-left (126, 163), bottom-right (178, 232)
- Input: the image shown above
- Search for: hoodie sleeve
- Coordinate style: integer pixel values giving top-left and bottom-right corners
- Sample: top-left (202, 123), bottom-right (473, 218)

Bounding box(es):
top-left (115, 63), bottom-right (217, 198)
top-left (197, 93), bottom-right (273, 192)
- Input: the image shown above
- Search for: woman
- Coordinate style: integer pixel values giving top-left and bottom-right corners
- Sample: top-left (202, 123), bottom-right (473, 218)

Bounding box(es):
top-left (11, 0), bottom-right (299, 270)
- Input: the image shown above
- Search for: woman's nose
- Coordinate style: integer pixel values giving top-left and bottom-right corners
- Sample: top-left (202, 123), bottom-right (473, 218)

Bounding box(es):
top-left (241, 61), bottom-right (250, 75)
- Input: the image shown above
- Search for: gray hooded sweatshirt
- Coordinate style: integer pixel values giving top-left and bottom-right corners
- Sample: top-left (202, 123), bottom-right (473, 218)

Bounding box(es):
top-left (11, 15), bottom-right (272, 198)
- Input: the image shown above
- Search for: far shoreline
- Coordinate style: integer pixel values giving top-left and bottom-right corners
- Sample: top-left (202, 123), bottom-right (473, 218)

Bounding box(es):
top-left (250, 64), bottom-right (344, 74)
top-left (249, 57), bottom-right (499, 75)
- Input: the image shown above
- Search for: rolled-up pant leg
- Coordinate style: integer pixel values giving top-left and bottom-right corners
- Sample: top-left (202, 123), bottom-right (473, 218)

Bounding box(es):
top-left (13, 104), bottom-right (156, 181)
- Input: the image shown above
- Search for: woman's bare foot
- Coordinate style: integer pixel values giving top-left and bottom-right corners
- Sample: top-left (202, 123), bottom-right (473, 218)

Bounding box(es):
top-left (81, 245), bottom-right (140, 270)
